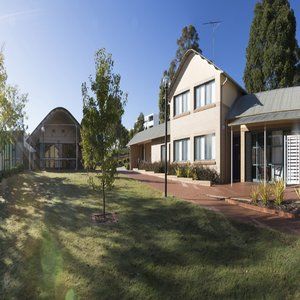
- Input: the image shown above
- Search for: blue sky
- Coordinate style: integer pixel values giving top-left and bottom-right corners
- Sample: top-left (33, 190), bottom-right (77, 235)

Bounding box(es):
top-left (0, 0), bottom-right (299, 132)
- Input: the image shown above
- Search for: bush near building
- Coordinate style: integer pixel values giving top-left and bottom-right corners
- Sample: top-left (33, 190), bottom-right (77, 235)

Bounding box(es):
top-left (137, 161), bottom-right (220, 184)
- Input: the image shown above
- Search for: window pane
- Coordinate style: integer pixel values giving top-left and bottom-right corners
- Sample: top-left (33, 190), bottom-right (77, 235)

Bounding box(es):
top-left (195, 87), bottom-right (200, 108)
top-left (272, 131), bottom-right (283, 146)
top-left (182, 140), bottom-right (187, 161)
top-left (211, 134), bottom-right (216, 159)
top-left (205, 135), bottom-right (212, 159)
top-left (195, 137), bottom-right (200, 160)
top-left (206, 83), bottom-right (212, 105)
top-left (211, 81), bottom-right (216, 103)
top-left (195, 81), bottom-right (215, 108)
top-left (174, 95), bottom-right (179, 115)
top-left (174, 141), bottom-right (180, 161)
top-left (200, 85), bottom-right (205, 107)
top-left (183, 92), bottom-right (189, 113)
top-left (272, 147), bottom-right (283, 164)
top-left (182, 93), bottom-right (186, 113)
top-left (200, 136), bottom-right (205, 160)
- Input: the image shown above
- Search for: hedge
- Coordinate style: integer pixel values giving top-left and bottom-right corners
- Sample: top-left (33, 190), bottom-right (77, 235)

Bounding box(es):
top-left (137, 161), bottom-right (220, 184)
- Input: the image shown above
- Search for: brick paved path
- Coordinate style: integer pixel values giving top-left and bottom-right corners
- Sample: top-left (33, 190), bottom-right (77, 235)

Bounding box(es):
top-left (122, 171), bottom-right (300, 236)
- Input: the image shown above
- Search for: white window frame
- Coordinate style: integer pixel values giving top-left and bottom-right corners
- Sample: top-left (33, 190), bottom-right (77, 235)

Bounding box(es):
top-left (194, 134), bottom-right (216, 161)
top-left (194, 80), bottom-right (216, 109)
top-left (173, 138), bottom-right (190, 162)
top-left (174, 90), bottom-right (190, 116)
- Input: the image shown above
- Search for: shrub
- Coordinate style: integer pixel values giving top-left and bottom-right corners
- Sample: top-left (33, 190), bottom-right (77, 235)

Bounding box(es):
top-left (250, 185), bottom-right (259, 204)
top-left (138, 161), bottom-right (153, 171)
top-left (186, 163), bottom-right (194, 178)
top-left (168, 163), bottom-right (177, 175)
top-left (153, 162), bottom-right (164, 173)
top-left (0, 163), bottom-right (24, 182)
top-left (272, 180), bottom-right (285, 206)
top-left (192, 164), bottom-right (220, 184)
top-left (175, 165), bottom-right (187, 178)
top-left (258, 182), bottom-right (273, 205)
top-left (137, 161), bottom-right (220, 184)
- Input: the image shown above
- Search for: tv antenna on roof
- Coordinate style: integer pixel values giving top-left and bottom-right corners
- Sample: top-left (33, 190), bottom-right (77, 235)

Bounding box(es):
top-left (203, 20), bottom-right (222, 61)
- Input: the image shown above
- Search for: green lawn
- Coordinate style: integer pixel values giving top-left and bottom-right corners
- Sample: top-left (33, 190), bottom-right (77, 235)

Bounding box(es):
top-left (0, 171), bottom-right (299, 299)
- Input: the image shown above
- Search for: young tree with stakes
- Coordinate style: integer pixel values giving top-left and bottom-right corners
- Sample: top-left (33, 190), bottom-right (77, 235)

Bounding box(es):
top-left (81, 48), bottom-right (127, 219)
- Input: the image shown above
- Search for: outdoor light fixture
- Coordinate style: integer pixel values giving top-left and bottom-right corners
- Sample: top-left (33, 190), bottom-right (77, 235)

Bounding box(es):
top-left (162, 74), bottom-right (170, 198)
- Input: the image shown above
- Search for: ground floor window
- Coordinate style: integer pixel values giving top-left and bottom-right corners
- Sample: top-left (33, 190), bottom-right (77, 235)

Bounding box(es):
top-left (194, 134), bottom-right (215, 160)
top-left (174, 138), bottom-right (190, 162)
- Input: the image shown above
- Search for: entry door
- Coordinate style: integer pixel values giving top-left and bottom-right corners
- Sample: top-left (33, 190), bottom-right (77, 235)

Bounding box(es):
top-left (286, 135), bottom-right (300, 184)
top-left (233, 134), bottom-right (240, 181)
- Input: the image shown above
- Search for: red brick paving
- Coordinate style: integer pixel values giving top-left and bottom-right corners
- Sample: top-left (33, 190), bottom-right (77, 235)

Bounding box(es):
top-left (121, 171), bottom-right (300, 236)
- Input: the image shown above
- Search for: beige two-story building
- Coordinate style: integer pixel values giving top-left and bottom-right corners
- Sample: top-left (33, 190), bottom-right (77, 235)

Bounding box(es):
top-left (129, 49), bottom-right (300, 185)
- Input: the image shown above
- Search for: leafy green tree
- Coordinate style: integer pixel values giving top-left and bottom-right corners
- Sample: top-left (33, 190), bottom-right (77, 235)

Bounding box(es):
top-left (81, 48), bottom-right (127, 218)
top-left (294, 45), bottom-right (300, 85)
top-left (133, 112), bottom-right (144, 133)
top-left (115, 122), bottom-right (129, 149)
top-left (175, 25), bottom-right (201, 63)
top-left (0, 51), bottom-right (27, 149)
top-left (244, 0), bottom-right (298, 93)
top-left (159, 25), bottom-right (201, 123)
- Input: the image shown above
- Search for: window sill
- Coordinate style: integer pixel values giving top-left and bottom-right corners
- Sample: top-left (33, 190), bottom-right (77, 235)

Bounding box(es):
top-left (194, 160), bottom-right (216, 165)
top-left (193, 103), bottom-right (216, 113)
top-left (173, 111), bottom-right (190, 120)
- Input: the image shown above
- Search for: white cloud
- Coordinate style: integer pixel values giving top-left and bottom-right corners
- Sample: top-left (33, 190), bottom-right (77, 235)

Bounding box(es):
top-left (0, 9), bottom-right (41, 23)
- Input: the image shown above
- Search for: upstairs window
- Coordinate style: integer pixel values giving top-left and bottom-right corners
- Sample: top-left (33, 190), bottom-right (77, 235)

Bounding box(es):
top-left (194, 80), bottom-right (215, 109)
top-left (194, 134), bottom-right (215, 160)
top-left (174, 91), bottom-right (189, 116)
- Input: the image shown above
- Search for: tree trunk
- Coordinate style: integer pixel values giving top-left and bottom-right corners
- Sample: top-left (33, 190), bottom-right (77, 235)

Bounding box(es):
top-left (102, 180), bottom-right (106, 218)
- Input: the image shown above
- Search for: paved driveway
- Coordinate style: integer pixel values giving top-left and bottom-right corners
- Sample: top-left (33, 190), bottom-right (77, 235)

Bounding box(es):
top-left (122, 171), bottom-right (300, 236)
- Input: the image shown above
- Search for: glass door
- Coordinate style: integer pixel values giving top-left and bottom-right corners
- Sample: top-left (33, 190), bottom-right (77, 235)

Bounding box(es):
top-left (251, 132), bottom-right (265, 182)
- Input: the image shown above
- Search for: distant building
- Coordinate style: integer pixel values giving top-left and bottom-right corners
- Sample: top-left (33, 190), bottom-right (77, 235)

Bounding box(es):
top-left (144, 113), bottom-right (159, 129)
top-left (27, 107), bottom-right (81, 170)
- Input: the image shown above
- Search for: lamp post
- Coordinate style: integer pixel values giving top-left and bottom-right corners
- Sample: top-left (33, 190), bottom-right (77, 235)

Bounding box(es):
top-left (162, 74), bottom-right (170, 197)
top-left (41, 126), bottom-right (45, 170)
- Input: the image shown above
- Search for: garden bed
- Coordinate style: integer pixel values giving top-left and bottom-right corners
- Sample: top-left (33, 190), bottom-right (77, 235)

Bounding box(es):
top-left (225, 198), bottom-right (300, 219)
top-left (91, 212), bottom-right (118, 224)
top-left (134, 169), bottom-right (212, 186)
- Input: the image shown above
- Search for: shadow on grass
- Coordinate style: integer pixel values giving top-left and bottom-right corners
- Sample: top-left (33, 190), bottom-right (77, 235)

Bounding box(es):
top-left (46, 176), bottom-right (300, 298)
top-left (1, 172), bottom-right (299, 299)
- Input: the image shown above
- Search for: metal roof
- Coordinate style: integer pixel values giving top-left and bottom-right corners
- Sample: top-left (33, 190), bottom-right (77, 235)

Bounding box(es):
top-left (228, 110), bottom-right (300, 126)
top-left (27, 107), bottom-right (81, 145)
top-left (127, 122), bottom-right (169, 146)
top-left (227, 86), bottom-right (300, 121)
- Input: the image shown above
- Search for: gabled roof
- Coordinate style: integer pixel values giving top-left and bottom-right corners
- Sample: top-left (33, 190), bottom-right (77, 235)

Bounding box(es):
top-left (127, 122), bottom-right (170, 146)
top-left (227, 86), bottom-right (300, 125)
top-left (27, 107), bottom-right (80, 144)
top-left (168, 49), bottom-right (246, 99)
